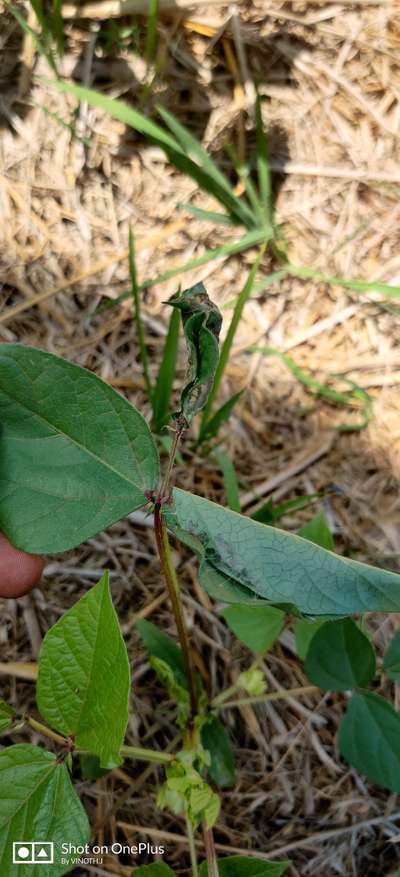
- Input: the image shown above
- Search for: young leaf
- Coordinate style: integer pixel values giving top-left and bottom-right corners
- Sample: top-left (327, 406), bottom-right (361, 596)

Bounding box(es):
top-left (199, 856), bottom-right (290, 876)
top-left (0, 701), bottom-right (14, 732)
top-left (201, 714), bottom-right (235, 789)
top-left (0, 743), bottom-right (89, 876)
top-left (133, 865), bottom-right (176, 876)
top-left (294, 619), bottom-right (325, 660)
top-left (167, 283), bottom-right (222, 425)
top-left (222, 604), bottom-right (284, 654)
top-left (305, 619), bottom-right (376, 691)
top-left (37, 572), bottom-right (130, 768)
top-left (298, 513), bottom-right (335, 551)
top-left (339, 692), bottom-right (400, 793)
top-left (383, 631), bottom-right (400, 680)
top-left (0, 345), bottom-right (159, 554)
top-left (152, 307), bottom-right (180, 433)
top-left (166, 489), bottom-right (400, 616)
top-left (136, 619), bottom-right (187, 687)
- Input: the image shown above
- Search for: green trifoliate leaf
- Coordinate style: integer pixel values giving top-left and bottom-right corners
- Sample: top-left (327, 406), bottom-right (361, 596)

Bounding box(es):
top-left (132, 866), bottom-right (176, 876)
top-left (238, 668), bottom-right (266, 696)
top-left (0, 744), bottom-right (89, 877)
top-left (158, 750), bottom-right (220, 829)
top-left (37, 572), bottom-right (130, 768)
top-left (199, 856), bottom-right (290, 876)
top-left (201, 714), bottom-right (235, 789)
top-left (298, 512), bottom-right (335, 551)
top-left (294, 619), bottom-right (325, 660)
top-left (305, 619), bottom-right (376, 691)
top-left (0, 700), bottom-right (14, 732)
top-left (339, 692), bottom-right (400, 793)
top-left (0, 344), bottom-right (159, 553)
top-left (165, 489), bottom-right (400, 616)
top-left (384, 631), bottom-right (400, 680)
top-left (222, 604), bottom-right (284, 654)
top-left (79, 754), bottom-right (110, 780)
top-left (167, 283), bottom-right (222, 425)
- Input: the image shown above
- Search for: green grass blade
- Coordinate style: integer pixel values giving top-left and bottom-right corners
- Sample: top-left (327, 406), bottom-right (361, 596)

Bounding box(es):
top-left (128, 229), bottom-right (153, 403)
top-left (255, 93), bottom-right (274, 227)
top-left (9, 4), bottom-right (58, 74)
top-left (213, 450), bottom-right (241, 513)
top-left (197, 390), bottom-right (243, 445)
top-left (201, 244), bottom-right (266, 427)
top-left (286, 262), bottom-right (400, 299)
top-left (251, 492), bottom-right (323, 524)
top-left (152, 307), bottom-right (180, 433)
top-left (98, 228), bottom-right (271, 313)
top-left (145, 0), bottom-right (159, 63)
top-left (255, 346), bottom-right (372, 432)
top-left (157, 104), bottom-right (256, 228)
top-left (51, 0), bottom-right (64, 56)
top-left (179, 204), bottom-right (236, 226)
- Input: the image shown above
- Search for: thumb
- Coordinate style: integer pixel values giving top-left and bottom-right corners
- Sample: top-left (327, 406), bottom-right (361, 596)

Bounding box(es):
top-left (0, 532), bottom-right (45, 598)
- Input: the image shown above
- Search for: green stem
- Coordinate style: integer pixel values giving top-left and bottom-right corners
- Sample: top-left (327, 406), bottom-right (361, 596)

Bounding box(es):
top-left (25, 715), bottom-right (67, 747)
top-left (129, 227), bottom-right (154, 403)
top-left (202, 821), bottom-right (219, 877)
top-left (23, 713), bottom-right (175, 764)
top-left (120, 745), bottom-right (173, 765)
top-left (154, 503), bottom-right (198, 716)
top-left (214, 684), bottom-right (318, 710)
top-left (186, 813), bottom-right (199, 877)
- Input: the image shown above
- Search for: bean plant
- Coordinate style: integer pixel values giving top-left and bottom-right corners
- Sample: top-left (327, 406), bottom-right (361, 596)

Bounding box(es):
top-left (1, 286), bottom-right (400, 877)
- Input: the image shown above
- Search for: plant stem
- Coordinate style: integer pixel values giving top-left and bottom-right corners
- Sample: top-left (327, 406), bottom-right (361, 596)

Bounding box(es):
top-left (186, 814), bottom-right (199, 877)
top-left (159, 425), bottom-right (183, 500)
top-left (120, 745), bottom-right (174, 764)
top-left (25, 715), bottom-right (67, 746)
top-left (214, 684), bottom-right (318, 710)
top-left (23, 714), bottom-right (175, 764)
top-left (202, 821), bottom-right (219, 877)
top-left (154, 503), bottom-right (198, 716)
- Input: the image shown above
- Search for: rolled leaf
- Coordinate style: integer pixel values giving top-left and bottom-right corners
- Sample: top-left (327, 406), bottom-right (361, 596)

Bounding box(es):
top-left (167, 284), bottom-right (222, 425)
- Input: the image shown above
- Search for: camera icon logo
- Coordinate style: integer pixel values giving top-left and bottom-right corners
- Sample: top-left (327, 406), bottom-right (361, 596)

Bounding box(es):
top-left (13, 842), bottom-right (54, 864)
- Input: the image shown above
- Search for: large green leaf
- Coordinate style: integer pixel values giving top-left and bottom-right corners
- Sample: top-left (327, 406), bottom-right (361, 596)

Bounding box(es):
top-left (166, 489), bottom-right (400, 616)
top-left (201, 714), bottom-right (235, 788)
top-left (222, 604), bottom-right (284, 654)
top-left (0, 344), bottom-right (159, 553)
top-left (167, 284), bottom-right (222, 425)
top-left (0, 743), bottom-right (89, 877)
top-left (383, 631), bottom-right (400, 680)
top-left (339, 693), bottom-right (400, 793)
top-left (305, 619), bottom-right (376, 691)
top-left (199, 856), bottom-right (290, 876)
top-left (37, 572), bottom-right (130, 768)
